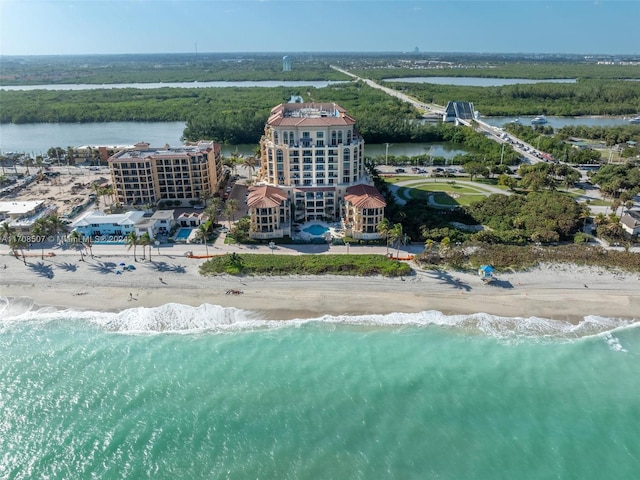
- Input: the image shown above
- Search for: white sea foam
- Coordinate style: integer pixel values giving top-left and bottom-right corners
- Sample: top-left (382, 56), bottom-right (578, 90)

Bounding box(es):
top-left (599, 332), bottom-right (628, 352)
top-left (1, 296), bottom-right (638, 339)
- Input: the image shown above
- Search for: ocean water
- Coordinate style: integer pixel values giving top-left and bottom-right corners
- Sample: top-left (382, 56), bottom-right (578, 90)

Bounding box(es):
top-left (1, 298), bottom-right (639, 479)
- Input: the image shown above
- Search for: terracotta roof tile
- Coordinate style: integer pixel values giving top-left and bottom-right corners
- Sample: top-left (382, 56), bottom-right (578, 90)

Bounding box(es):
top-left (344, 184), bottom-right (386, 209)
top-left (247, 185), bottom-right (288, 209)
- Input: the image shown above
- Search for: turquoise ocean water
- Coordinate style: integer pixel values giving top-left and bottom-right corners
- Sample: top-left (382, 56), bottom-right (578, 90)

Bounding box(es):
top-left (1, 298), bottom-right (639, 479)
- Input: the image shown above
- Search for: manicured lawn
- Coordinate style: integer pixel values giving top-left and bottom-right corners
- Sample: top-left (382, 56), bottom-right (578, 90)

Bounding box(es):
top-left (432, 193), bottom-right (487, 206)
top-left (415, 183), bottom-right (486, 194)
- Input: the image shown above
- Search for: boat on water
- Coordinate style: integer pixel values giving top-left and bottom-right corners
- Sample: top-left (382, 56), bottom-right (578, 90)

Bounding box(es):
top-left (629, 116), bottom-right (640, 124)
top-left (531, 115), bottom-right (548, 125)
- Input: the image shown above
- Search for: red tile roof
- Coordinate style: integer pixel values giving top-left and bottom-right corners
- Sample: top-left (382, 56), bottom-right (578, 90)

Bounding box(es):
top-left (247, 185), bottom-right (288, 209)
top-left (344, 184), bottom-right (386, 209)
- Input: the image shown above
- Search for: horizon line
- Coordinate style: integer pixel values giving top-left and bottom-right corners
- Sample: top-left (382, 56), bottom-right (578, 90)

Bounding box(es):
top-left (2, 51), bottom-right (639, 58)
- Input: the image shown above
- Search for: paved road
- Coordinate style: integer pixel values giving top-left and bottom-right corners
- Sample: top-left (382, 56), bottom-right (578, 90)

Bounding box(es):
top-left (330, 65), bottom-right (444, 116)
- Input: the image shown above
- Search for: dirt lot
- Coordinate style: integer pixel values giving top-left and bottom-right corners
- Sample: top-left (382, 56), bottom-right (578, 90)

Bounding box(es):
top-left (4, 165), bottom-right (111, 218)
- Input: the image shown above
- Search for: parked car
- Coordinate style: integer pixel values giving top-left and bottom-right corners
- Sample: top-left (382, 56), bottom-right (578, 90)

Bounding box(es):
top-left (395, 168), bottom-right (406, 173)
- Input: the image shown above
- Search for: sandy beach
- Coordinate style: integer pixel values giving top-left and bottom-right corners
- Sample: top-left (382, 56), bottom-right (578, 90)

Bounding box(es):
top-left (1, 250), bottom-right (638, 322)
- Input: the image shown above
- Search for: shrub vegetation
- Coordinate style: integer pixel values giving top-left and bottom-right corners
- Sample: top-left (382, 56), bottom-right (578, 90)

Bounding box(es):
top-left (199, 253), bottom-right (411, 277)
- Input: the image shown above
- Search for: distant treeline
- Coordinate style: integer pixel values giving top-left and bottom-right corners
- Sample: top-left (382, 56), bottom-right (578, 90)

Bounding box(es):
top-left (0, 55), bottom-right (348, 85)
top-left (388, 79), bottom-right (640, 116)
top-left (350, 63), bottom-right (640, 81)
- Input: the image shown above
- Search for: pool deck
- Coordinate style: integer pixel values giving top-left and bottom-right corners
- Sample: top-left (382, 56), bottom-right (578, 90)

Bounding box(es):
top-left (293, 221), bottom-right (344, 242)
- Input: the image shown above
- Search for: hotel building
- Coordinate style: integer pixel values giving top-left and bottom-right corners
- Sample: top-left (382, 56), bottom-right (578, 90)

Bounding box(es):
top-left (108, 141), bottom-right (223, 206)
top-left (249, 102), bottom-right (385, 240)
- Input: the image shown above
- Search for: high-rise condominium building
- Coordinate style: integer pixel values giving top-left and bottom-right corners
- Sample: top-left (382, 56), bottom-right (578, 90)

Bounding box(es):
top-left (108, 141), bottom-right (223, 206)
top-left (249, 102), bottom-right (385, 240)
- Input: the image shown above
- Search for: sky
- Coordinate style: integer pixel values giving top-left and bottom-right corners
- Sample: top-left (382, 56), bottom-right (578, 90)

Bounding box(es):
top-left (0, 0), bottom-right (638, 56)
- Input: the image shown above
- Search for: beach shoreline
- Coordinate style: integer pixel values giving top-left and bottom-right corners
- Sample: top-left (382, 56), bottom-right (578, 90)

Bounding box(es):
top-left (1, 254), bottom-right (639, 322)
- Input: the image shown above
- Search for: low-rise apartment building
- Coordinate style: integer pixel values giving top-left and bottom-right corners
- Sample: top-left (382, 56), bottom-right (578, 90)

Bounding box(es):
top-left (71, 209), bottom-right (176, 239)
top-left (0, 200), bottom-right (58, 235)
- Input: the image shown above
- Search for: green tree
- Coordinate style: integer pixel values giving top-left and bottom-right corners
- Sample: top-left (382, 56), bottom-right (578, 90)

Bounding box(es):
top-left (31, 217), bottom-right (51, 259)
top-left (194, 221), bottom-right (212, 257)
top-left (388, 223), bottom-right (407, 259)
top-left (1, 221), bottom-right (14, 244)
top-left (205, 198), bottom-right (222, 225)
top-left (68, 230), bottom-right (85, 260)
top-left (9, 234), bottom-right (28, 264)
top-left (139, 232), bottom-right (152, 261)
top-left (223, 199), bottom-right (240, 229)
top-left (125, 231), bottom-right (139, 262)
top-left (376, 218), bottom-right (392, 255)
top-left (242, 155), bottom-right (260, 178)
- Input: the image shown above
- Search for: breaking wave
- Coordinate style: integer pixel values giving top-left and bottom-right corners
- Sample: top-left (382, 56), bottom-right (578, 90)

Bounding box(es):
top-left (1, 296), bottom-right (638, 341)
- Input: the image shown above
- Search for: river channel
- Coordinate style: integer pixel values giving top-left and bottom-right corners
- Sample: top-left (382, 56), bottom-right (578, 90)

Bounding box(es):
top-left (0, 122), bottom-right (470, 159)
top-left (0, 80), bottom-right (345, 91)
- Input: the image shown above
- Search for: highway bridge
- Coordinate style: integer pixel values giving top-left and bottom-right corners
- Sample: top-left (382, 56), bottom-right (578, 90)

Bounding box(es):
top-left (331, 66), bottom-right (550, 166)
top-left (330, 65), bottom-right (445, 118)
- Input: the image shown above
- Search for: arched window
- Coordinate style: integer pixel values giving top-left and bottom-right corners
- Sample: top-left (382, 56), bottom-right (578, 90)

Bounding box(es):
top-left (290, 131), bottom-right (295, 146)
top-left (331, 131), bottom-right (337, 146)
top-left (337, 131), bottom-right (343, 144)
top-left (283, 132), bottom-right (289, 145)
top-left (347, 130), bottom-right (352, 144)
top-left (274, 131), bottom-right (279, 144)
top-left (276, 150), bottom-right (284, 163)
top-left (343, 148), bottom-right (350, 161)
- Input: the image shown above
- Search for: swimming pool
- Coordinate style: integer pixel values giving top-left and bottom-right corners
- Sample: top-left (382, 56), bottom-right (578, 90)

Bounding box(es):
top-left (174, 228), bottom-right (192, 241)
top-left (302, 224), bottom-right (329, 236)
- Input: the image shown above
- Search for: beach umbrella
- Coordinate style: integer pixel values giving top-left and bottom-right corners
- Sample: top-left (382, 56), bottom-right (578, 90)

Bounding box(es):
top-left (119, 262), bottom-right (126, 266)
top-left (127, 265), bottom-right (136, 270)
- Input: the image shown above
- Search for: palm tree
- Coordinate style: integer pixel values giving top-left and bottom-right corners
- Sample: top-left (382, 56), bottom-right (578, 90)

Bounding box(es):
top-left (194, 221), bottom-right (212, 257)
top-left (68, 230), bottom-right (85, 261)
top-left (425, 238), bottom-right (435, 252)
top-left (24, 157), bottom-right (33, 175)
top-left (376, 218), bottom-right (392, 255)
top-left (594, 212), bottom-right (607, 227)
top-left (388, 223), bottom-right (405, 259)
top-left (139, 232), bottom-right (152, 261)
top-left (624, 200), bottom-right (634, 214)
top-left (205, 198), bottom-right (222, 226)
top-left (125, 231), bottom-right (139, 262)
top-left (66, 146), bottom-right (75, 165)
top-left (242, 155), bottom-right (259, 178)
top-left (223, 199), bottom-right (240, 229)
top-left (84, 236), bottom-right (94, 259)
top-left (31, 217), bottom-right (50, 259)
top-left (9, 234), bottom-right (28, 264)
top-left (46, 215), bottom-right (67, 241)
top-left (1, 221), bottom-right (14, 244)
